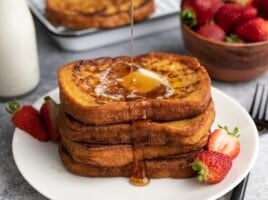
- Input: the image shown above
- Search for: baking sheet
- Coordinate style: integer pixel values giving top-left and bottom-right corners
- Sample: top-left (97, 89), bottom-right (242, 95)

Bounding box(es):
top-left (28, 0), bottom-right (181, 51)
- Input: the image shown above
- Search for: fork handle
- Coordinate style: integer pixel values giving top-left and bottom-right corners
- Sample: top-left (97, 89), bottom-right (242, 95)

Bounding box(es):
top-left (254, 119), bottom-right (268, 131)
top-left (230, 173), bottom-right (250, 200)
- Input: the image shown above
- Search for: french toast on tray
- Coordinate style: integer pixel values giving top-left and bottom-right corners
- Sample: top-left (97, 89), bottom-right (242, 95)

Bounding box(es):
top-left (57, 52), bottom-right (214, 184)
top-left (46, 0), bottom-right (155, 29)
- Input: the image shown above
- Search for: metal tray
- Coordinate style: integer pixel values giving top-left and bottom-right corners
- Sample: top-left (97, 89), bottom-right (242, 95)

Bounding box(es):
top-left (28, 0), bottom-right (181, 51)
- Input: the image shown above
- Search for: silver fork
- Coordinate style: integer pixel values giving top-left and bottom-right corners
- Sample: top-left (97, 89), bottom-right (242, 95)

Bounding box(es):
top-left (249, 84), bottom-right (268, 131)
top-left (230, 84), bottom-right (268, 200)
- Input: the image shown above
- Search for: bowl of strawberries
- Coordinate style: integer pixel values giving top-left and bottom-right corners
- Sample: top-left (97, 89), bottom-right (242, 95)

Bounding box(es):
top-left (180, 0), bottom-right (268, 82)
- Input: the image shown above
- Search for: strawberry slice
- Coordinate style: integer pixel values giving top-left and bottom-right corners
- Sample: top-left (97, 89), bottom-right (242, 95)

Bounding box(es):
top-left (6, 100), bottom-right (49, 141)
top-left (40, 96), bottom-right (60, 142)
top-left (208, 125), bottom-right (240, 159)
top-left (192, 151), bottom-right (232, 184)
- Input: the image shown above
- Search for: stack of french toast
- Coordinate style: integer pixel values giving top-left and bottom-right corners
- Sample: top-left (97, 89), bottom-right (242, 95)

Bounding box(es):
top-left (45, 0), bottom-right (155, 29)
top-left (57, 52), bottom-right (214, 185)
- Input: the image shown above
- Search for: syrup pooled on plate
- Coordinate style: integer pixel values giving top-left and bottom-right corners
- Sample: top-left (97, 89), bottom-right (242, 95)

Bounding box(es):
top-left (129, 147), bottom-right (150, 187)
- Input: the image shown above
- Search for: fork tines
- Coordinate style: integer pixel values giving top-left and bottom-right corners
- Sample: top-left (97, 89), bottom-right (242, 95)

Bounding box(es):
top-left (249, 84), bottom-right (268, 131)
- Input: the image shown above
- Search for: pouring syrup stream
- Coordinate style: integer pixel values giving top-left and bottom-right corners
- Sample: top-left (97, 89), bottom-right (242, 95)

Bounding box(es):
top-left (130, 0), bottom-right (134, 82)
top-left (129, 0), bottom-right (150, 187)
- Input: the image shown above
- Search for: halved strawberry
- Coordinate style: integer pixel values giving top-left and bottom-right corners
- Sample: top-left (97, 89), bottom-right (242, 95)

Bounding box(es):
top-left (6, 100), bottom-right (49, 141)
top-left (208, 125), bottom-right (240, 159)
top-left (192, 151), bottom-right (232, 184)
top-left (40, 96), bottom-right (60, 142)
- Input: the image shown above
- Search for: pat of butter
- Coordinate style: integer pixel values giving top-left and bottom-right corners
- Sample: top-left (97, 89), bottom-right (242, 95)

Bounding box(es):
top-left (120, 68), bottom-right (163, 93)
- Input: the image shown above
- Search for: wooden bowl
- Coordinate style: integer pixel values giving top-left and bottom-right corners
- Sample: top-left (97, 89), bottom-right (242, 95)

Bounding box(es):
top-left (181, 24), bottom-right (268, 82)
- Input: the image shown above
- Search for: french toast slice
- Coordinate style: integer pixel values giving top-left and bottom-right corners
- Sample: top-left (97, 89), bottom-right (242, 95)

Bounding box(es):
top-left (59, 144), bottom-right (199, 178)
top-left (46, 0), bottom-right (155, 29)
top-left (61, 134), bottom-right (208, 167)
top-left (58, 52), bottom-right (211, 125)
top-left (58, 101), bottom-right (214, 145)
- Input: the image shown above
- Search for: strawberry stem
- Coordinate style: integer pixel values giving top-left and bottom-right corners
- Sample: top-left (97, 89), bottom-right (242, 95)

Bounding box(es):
top-left (225, 34), bottom-right (243, 43)
top-left (44, 96), bottom-right (58, 105)
top-left (218, 125), bottom-right (240, 137)
top-left (44, 96), bottom-right (51, 101)
top-left (191, 161), bottom-right (206, 182)
top-left (5, 100), bottom-right (20, 114)
top-left (180, 9), bottom-right (197, 28)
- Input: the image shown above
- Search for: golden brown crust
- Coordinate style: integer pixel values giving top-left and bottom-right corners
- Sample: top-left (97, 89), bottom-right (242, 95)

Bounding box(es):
top-left (61, 134), bottom-right (208, 167)
top-left (59, 144), bottom-right (198, 178)
top-left (46, 0), bottom-right (155, 29)
top-left (59, 101), bottom-right (215, 145)
top-left (58, 52), bottom-right (211, 125)
top-left (58, 101), bottom-right (215, 145)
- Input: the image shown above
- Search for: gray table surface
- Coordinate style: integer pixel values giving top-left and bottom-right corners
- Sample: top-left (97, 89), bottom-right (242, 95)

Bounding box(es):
top-left (0, 21), bottom-right (267, 200)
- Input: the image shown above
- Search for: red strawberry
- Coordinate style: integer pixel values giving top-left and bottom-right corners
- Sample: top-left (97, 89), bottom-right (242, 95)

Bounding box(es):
top-left (242, 6), bottom-right (258, 21)
top-left (40, 96), bottom-right (60, 142)
top-left (196, 23), bottom-right (226, 41)
top-left (254, 0), bottom-right (268, 7)
top-left (208, 125), bottom-right (240, 159)
top-left (180, 0), bottom-right (223, 27)
top-left (236, 17), bottom-right (268, 42)
top-left (226, 0), bottom-right (253, 6)
top-left (6, 100), bottom-right (49, 141)
top-left (253, 0), bottom-right (268, 18)
top-left (215, 3), bottom-right (257, 33)
top-left (192, 151), bottom-right (232, 184)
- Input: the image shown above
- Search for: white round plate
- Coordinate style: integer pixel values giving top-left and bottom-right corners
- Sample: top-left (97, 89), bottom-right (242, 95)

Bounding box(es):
top-left (12, 87), bottom-right (259, 200)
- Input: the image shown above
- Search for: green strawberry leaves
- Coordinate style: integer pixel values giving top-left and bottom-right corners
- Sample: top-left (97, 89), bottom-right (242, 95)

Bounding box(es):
top-left (218, 124), bottom-right (240, 137)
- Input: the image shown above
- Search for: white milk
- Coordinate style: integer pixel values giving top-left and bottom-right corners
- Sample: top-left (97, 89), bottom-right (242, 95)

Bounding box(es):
top-left (0, 0), bottom-right (39, 98)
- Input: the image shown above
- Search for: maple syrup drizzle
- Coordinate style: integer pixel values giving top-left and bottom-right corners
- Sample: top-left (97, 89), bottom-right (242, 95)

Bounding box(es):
top-left (128, 0), bottom-right (150, 187)
top-left (130, 0), bottom-right (134, 82)
top-left (129, 147), bottom-right (150, 186)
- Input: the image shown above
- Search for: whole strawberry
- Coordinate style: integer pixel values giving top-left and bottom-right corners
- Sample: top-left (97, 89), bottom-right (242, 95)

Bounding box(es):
top-left (236, 17), bottom-right (268, 42)
top-left (254, 0), bottom-right (268, 18)
top-left (6, 100), bottom-right (49, 141)
top-left (192, 151), bottom-right (232, 184)
top-left (180, 0), bottom-right (223, 27)
top-left (40, 96), bottom-right (60, 142)
top-left (215, 3), bottom-right (257, 33)
top-left (197, 23), bottom-right (226, 41)
top-left (226, 0), bottom-right (253, 6)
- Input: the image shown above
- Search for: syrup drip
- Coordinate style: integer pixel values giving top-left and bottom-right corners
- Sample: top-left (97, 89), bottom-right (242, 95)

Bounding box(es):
top-left (129, 147), bottom-right (150, 186)
top-left (128, 0), bottom-right (150, 187)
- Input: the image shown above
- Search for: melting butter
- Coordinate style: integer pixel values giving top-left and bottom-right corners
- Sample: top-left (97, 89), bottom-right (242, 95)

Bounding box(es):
top-left (94, 65), bottom-right (174, 101)
top-left (119, 68), bottom-right (162, 93)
